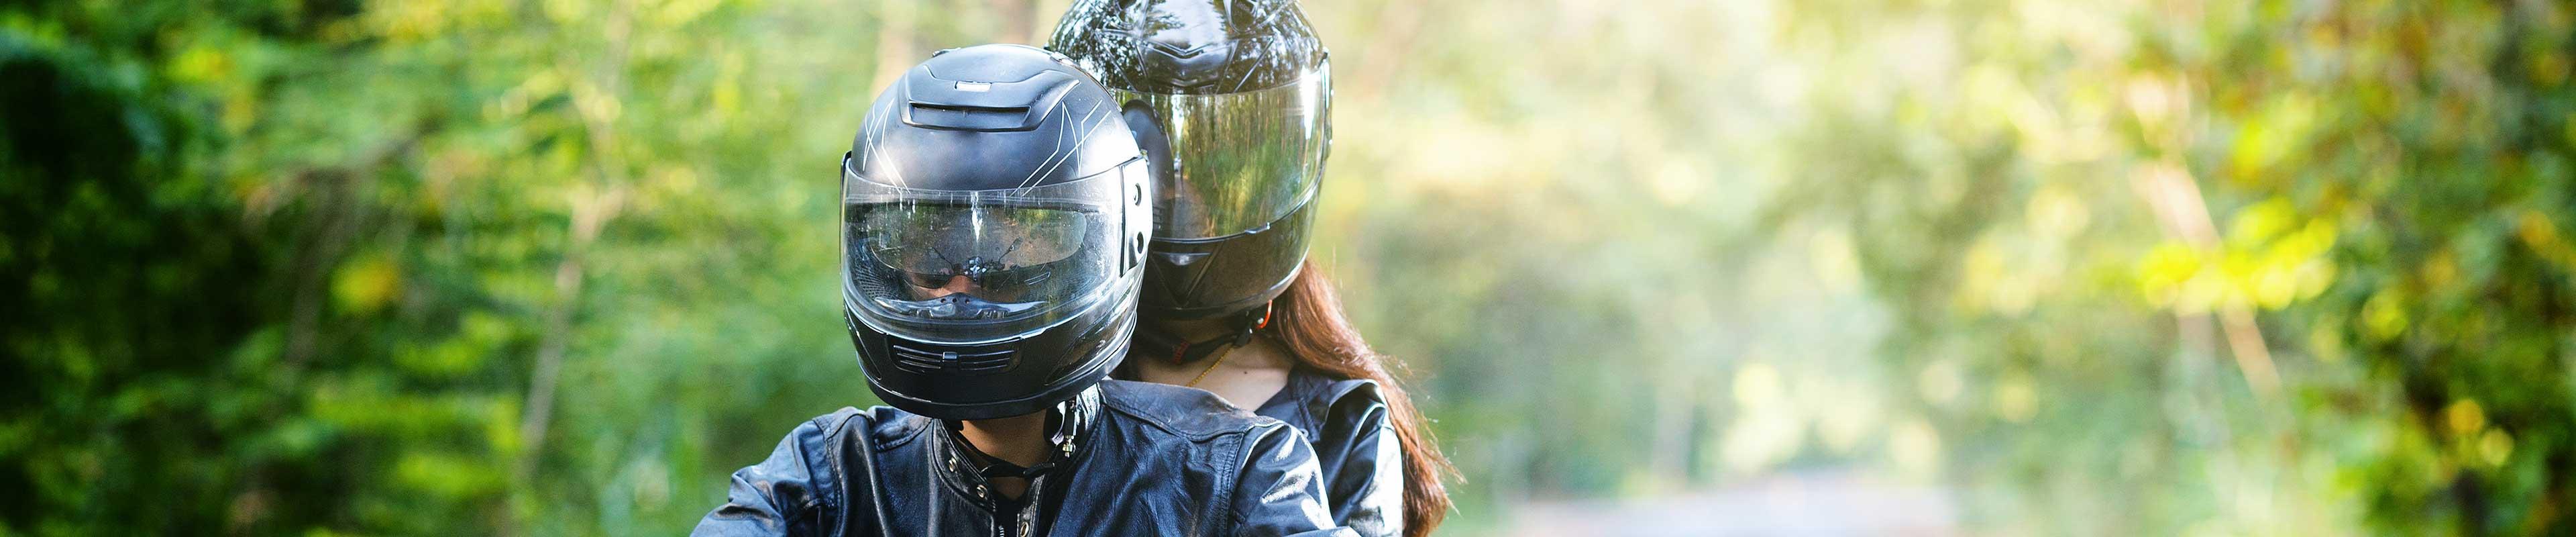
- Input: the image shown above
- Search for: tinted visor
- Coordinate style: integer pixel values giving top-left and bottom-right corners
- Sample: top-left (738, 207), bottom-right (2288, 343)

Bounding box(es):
top-left (1118, 66), bottom-right (1329, 240)
top-left (842, 162), bottom-right (1126, 344)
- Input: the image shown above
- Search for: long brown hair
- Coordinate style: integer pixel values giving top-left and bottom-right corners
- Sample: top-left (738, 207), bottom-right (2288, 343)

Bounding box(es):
top-left (1266, 259), bottom-right (1454, 536)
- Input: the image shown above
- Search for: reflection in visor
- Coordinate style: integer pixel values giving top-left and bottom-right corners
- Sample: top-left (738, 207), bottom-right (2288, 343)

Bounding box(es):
top-left (859, 205), bottom-right (1086, 284)
top-left (872, 292), bottom-right (1045, 321)
top-left (1119, 68), bottom-right (1330, 240)
top-left (837, 160), bottom-right (1135, 344)
top-left (848, 203), bottom-right (1097, 311)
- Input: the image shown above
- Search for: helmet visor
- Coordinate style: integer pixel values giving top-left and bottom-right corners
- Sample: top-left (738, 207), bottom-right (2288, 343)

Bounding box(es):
top-left (842, 162), bottom-right (1128, 344)
top-left (1118, 66), bottom-right (1330, 240)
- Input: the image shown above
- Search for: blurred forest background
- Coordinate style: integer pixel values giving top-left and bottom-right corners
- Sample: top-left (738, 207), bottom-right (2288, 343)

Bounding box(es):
top-left (5, 0), bottom-right (2575, 534)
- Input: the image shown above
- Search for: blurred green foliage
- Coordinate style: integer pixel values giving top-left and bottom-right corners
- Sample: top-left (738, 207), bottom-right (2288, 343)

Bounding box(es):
top-left (4, 0), bottom-right (2574, 535)
top-left (1750, 0), bottom-right (2576, 533)
top-left (2, 0), bottom-right (882, 532)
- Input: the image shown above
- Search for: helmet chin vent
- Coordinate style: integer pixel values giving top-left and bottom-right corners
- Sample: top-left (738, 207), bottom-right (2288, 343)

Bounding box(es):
top-left (890, 344), bottom-right (1017, 375)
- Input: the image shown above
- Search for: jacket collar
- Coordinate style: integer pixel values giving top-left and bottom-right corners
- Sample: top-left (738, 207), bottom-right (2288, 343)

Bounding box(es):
top-left (932, 386), bottom-right (1102, 503)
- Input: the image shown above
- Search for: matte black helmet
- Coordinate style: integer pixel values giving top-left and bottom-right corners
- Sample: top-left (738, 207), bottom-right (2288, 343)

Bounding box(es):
top-left (841, 44), bottom-right (1153, 420)
top-left (1048, 0), bottom-right (1332, 323)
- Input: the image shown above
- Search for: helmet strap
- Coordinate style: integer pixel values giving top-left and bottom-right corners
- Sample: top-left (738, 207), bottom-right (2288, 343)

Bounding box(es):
top-left (1139, 301), bottom-right (1273, 366)
top-left (941, 402), bottom-right (1075, 480)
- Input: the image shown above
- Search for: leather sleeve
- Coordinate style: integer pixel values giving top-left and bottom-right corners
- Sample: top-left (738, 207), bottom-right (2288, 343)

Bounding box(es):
top-left (1226, 422), bottom-right (1357, 537)
top-left (692, 412), bottom-right (860, 536)
top-left (1311, 387), bottom-right (1404, 537)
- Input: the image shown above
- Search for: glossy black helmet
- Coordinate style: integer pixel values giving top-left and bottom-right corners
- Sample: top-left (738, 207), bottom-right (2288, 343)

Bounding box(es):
top-left (1049, 0), bottom-right (1331, 321)
top-left (841, 44), bottom-right (1153, 420)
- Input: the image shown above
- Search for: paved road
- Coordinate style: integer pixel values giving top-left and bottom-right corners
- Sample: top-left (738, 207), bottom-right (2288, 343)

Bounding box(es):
top-left (1499, 471), bottom-right (1959, 536)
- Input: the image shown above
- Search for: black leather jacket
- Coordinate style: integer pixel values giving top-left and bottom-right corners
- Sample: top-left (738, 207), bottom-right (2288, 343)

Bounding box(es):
top-left (693, 380), bottom-right (1351, 537)
top-left (1251, 368), bottom-right (1405, 537)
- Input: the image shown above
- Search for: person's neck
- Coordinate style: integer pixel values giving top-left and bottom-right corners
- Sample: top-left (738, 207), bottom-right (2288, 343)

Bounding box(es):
top-left (957, 411), bottom-right (1052, 499)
